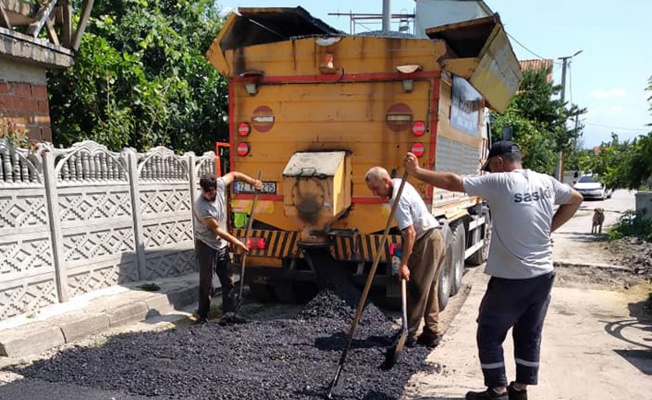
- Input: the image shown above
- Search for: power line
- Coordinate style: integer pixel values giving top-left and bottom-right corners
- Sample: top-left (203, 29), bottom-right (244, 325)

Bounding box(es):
top-left (505, 31), bottom-right (562, 66)
top-left (585, 122), bottom-right (649, 132)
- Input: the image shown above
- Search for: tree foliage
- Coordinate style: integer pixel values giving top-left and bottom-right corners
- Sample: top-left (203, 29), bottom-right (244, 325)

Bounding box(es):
top-left (586, 75), bottom-right (652, 190)
top-left (48, 0), bottom-right (228, 153)
top-left (490, 67), bottom-right (585, 174)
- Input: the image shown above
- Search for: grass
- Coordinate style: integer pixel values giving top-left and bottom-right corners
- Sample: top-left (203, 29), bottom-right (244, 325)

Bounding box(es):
top-left (608, 210), bottom-right (652, 242)
top-left (137, 282), bottom-right (161, 292)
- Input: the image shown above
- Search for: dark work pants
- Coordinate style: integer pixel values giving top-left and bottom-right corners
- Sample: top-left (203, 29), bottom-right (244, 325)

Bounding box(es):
top-left (196, 240), bottom-right (235, 319)
top-left (476, 271), bottom-right (555, 388)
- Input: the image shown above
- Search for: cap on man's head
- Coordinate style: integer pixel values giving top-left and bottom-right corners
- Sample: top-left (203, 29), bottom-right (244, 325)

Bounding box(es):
top-left (482, 140), bottom-right (521, 171)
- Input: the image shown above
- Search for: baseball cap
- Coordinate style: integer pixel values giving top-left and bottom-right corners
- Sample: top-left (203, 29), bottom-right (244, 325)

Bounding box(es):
top-left (482, 140), bottom-right (521, 171)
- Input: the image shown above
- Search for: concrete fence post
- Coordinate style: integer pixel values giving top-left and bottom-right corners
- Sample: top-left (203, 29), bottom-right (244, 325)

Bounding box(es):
top-left (187, 153), bottom-right (197, 239)
top-left (126, 150), bottom-right (146, 281)
top-left (42, 150), bottom-right (69, 302)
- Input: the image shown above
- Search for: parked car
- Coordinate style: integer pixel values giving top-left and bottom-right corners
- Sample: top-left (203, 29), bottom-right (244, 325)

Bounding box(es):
top-left (573, 175), bottom-right (612, 200)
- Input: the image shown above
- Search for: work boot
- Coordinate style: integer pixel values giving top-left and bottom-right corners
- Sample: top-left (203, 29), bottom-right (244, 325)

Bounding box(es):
top-left (218, 312), bottom-right (247, 326)
top-left (465, 388), bottom-right (508, 400)
top-left (193, 317), bottom-right (207, 325)
top-left (405, 336), bottom-right (417, 348)
top-left (508, 382), bottom-right (527, 400)
top-left (416, 332), bottom-right (442, 348)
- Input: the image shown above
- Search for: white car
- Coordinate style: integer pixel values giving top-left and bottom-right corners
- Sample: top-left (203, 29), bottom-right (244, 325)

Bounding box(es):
top-left (573, 175), bottom-right (612, 200)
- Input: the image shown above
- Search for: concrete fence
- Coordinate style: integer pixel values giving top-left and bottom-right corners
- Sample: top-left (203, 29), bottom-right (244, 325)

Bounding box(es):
top-left (0, 139), bottom-right (216, 320)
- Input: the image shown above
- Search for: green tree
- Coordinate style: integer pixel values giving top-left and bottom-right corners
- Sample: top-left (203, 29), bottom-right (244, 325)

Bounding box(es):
top-left (490, 66), bottom-right (585, 174)
top-left (48, 0), bottom-right (228, 153)
top-left (588, 75), bottom-right (652, 189)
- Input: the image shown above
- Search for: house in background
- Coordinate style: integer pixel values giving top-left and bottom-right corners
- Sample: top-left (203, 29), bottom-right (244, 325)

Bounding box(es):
top-left (0, 0), bottom-right (93, 142)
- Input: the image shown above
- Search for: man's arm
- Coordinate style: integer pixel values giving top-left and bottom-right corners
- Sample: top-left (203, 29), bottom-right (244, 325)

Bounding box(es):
top-left (201, 217), bottom-right (249, 253)
top-left (404, 152), bottom-right (465, 192)
top-left (222, 171), bottom-right (263, 190)
top-left (398, 225), bottom-right (416, 281)
top-left (550, 189), bottom-right (583, 232)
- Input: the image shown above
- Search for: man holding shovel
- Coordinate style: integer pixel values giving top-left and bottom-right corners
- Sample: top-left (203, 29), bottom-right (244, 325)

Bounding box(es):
top-left (364, 167), bottom-right (445, 348)
top-left (193, 172), bottom-right (262, 325)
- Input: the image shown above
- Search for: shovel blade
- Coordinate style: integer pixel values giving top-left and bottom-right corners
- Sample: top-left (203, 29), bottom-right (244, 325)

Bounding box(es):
top-left (380, 331), bottom-right (408, 370)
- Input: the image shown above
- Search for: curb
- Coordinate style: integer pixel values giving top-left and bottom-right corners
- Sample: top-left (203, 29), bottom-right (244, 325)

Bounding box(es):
top-left (0, 274), bottom-right (201, 359)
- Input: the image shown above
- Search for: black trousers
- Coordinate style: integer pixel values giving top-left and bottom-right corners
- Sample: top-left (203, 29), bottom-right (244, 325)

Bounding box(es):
top-left (196, 240), bottom-right (236, 319)
top-left (476, 271), bottom-right (555, 388)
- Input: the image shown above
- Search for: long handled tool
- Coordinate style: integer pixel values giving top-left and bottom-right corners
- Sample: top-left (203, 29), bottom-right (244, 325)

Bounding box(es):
top-left (234, 171), bottom-right (262, 315)
top-left (380, 278), bottom-right (408, 370)
top-left (325, 171), bottom-right (409, 399)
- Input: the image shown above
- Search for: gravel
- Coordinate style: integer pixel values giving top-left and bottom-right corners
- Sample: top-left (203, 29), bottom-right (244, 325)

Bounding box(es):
top-left (12, 289), bottom-right (433, 399)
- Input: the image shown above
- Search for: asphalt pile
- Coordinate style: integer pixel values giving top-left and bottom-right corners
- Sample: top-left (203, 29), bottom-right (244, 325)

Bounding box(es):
top-left (13, 289), bottom-right (433, 399)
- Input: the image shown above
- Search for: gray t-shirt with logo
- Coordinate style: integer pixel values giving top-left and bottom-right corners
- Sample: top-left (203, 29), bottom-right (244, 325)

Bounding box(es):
top-left (193, 177), bottom-right (228, 250)
top-left (463, 169), bottom-right (573, 279)
top-left (390, 178), bottom-right (439, 239)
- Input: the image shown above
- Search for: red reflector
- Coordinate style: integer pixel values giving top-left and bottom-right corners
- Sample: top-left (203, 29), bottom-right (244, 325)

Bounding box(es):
top-left (238, 123), bottom-right (251, 136)
top-left (246, 237), bottom-right (266, 250)
top-left (411, 143), bottom-right (425, 157)
top-left (237, 143), bottom-right (250, 156)
top-left (412, 121), bottom-right (426, 136)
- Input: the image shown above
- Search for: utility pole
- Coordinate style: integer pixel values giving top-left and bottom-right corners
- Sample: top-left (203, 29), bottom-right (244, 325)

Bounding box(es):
top-left (555, 50), bottom-right (582, 181)
top-left (382, 0), bottom-right (391, 33)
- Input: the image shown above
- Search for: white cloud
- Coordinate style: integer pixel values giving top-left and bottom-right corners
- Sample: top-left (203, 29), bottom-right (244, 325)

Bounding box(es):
top-left (591, 88), bottom-right (628, 99)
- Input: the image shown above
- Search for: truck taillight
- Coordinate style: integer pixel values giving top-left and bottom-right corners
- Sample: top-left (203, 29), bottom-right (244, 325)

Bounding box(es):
top-left (389, 243), bottom-right (402, 256)
top-left (412, 121), bottom-right (426, 136)
top-left (246, 237), bottom-right (266, 250)
top-left (238, 123), bottom-right (251, 136)
top-left (411, 142), bottom-right (425, 157)
top-left (237, 143), bottom-right (250, 156)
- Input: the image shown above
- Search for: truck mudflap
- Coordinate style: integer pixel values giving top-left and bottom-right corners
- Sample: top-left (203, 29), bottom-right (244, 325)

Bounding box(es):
top-left (233, 228), bottom-right (401, 264)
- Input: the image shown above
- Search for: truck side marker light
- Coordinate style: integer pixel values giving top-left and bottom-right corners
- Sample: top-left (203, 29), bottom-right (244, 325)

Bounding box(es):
top-left (412, 121), bottom-right (426, 136)
top-left (402, 79), bottom-right (414, 93)
top-left (411, 143), bottom-right (425, 157)
top-left (237, 143), bottom-right (250, 156)
top-left (246, 237), bottom-right (266, 250)
top-left (238, 123), bottom-right (251, 136)
top-left (244, 83), bottom-right (258, 95)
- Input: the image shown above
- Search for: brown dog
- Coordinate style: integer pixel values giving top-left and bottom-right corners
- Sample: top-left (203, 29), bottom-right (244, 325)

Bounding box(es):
top-left (592, 208), bottom-right (605, 234)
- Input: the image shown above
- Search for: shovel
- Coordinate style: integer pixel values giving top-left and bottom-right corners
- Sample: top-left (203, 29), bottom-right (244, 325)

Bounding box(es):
top-left (380, 278), bottom-right (408, 370)
top-left (325, 171), bottom-right (409, 399)
top-left (234, 171), bottom-right (262, 315)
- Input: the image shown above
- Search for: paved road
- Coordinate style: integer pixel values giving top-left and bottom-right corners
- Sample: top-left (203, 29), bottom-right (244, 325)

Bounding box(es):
top-left (553, 189), bottom-right (635, 265)
top-left (403, 189), bottom-right (652, 400)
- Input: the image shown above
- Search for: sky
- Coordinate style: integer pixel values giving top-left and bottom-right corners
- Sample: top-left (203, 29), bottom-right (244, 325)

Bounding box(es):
top-left (216, 0), bottom-right (651, 149)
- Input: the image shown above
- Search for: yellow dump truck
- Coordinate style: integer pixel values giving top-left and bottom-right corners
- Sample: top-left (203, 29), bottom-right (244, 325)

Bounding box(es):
top-left (206, 7), bottom-right (522, 307)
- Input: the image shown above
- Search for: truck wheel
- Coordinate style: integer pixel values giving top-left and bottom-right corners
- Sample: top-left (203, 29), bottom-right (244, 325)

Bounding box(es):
top-left (468, 213), bottom-right (491, 266)
top-left (437, 232), bottom-right (454, 311)
top-left (250, 283), bottom-right (275, 303)
top-left (449, 223), bottom-right (466, 296)
top-left (273, 281), bottom-right (298, 304)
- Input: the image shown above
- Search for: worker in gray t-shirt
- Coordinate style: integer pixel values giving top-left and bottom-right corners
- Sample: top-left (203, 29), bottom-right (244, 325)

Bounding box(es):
top-left (404, 141), bottom-right (583, 400)
top-left (193, 173), bottom-right (262, 325)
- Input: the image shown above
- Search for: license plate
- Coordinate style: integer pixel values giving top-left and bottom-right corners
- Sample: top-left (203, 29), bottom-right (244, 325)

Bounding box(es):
top-left (234, 181), bottom-right (277, 195)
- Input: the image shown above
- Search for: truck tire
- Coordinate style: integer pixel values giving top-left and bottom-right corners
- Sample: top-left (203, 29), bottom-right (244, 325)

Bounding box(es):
top-left (250, 283), bottom-right (275, 303)
top-left (437, 228), bottom-right (454, 311)
top-left (449, 223), bottom-right (466, 296)
top-left (273, 281), bottom-right (298, 304)
top-left (468, 213), bottom-right (491, 266)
